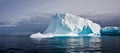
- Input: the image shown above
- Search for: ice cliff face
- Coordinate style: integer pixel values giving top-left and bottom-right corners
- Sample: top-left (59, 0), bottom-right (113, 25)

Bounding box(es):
top-left (44, 13), bottom-right (101, 34)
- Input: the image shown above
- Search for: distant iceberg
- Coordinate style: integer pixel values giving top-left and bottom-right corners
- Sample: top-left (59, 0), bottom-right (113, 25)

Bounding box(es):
top-left (101, 26), bottom-right (120, 35)
top-left (30, 13), bottom-right (101, 38)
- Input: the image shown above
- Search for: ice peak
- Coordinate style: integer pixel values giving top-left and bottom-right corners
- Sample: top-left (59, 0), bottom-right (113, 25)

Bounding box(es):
top-left (54, 12), bottom-right (80, 22)
top-left (55, 12), bottom-right (76, 17)
top-left (56, 12), bottom-right (72, 15)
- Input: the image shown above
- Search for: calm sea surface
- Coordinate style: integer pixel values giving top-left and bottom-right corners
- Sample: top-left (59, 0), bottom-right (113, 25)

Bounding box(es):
top-left (0, 35), bottom-right (120, 53)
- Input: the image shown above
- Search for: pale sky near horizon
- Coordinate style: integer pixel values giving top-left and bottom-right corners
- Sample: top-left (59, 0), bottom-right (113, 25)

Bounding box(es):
top-left (0, 0), bottom-right (120, 26)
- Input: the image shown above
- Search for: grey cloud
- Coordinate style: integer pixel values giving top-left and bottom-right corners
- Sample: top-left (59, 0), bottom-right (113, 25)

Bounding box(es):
top-left (0, 0), bottom-right (120, 26)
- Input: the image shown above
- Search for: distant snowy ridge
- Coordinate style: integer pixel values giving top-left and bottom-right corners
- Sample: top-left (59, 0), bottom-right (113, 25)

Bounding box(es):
top-left (30, 13), bottom-right (101, 38)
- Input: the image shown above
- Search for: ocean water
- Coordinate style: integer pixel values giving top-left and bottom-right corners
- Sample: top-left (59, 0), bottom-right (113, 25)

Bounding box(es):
top-left (0, 35), bottom-right (120, 53)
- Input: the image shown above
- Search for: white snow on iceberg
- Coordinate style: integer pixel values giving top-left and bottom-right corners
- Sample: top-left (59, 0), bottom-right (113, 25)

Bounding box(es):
top-left (30, 32), bottom-right (79, 38)
top-left (30, 13), bottom-right (101, 38)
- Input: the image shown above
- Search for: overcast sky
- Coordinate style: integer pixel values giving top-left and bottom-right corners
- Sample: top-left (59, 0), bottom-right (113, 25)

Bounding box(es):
top-left (0, 0), bottom-right (120, 26)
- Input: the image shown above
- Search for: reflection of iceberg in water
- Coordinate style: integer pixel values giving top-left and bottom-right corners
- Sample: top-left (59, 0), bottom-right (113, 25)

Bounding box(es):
top-left (31, 36), bottom-right (101, 53)
top-left (66, 36), bottom-right (101, 53)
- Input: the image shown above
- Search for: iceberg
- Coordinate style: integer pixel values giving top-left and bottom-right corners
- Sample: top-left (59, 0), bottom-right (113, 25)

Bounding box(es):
top-left (101, 26), bottom-right (120, 35)
top-left (30, 13), bottom-right (101, 38)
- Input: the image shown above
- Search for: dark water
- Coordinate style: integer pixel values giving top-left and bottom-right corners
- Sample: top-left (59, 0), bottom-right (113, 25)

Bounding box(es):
top-left (0, 35), bottom-right (120, 53)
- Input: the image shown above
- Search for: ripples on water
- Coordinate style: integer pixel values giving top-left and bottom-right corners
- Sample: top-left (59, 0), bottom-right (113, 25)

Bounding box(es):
top-left (0, 35), bottom-right (120, 53)
top-left (32, 36), bottom-right (101, 53)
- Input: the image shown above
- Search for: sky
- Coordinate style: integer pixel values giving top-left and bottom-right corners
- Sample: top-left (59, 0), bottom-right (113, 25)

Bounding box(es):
top-left (0, 0), bottom-right (120, 27)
